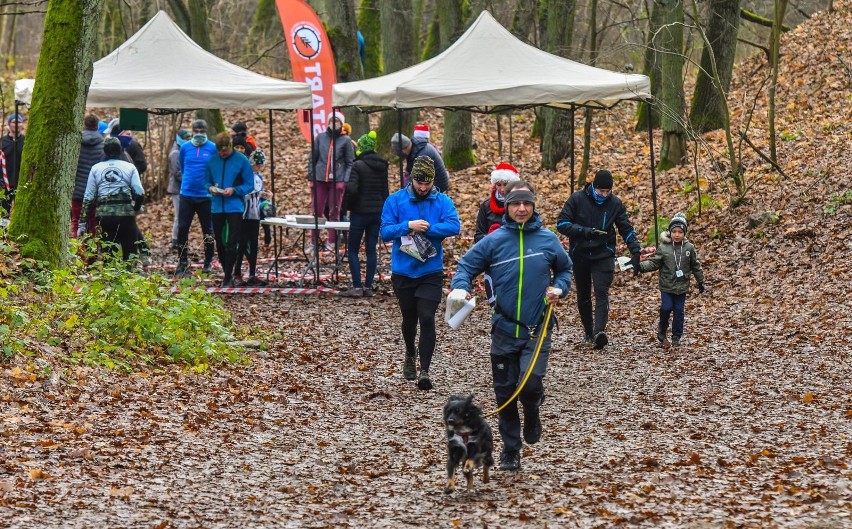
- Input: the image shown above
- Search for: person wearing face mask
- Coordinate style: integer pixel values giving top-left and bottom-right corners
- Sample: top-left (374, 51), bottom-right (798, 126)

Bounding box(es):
top-left (308, 112), bottom-right (355, 252)
top-left (168, 127), bottom-right (192, 250)
top-left (107, 119), bottom-right (148, 176)
top-left (176, 119), bottom-right (218, 276)
top-left (380, 156), bottom-right (460, 391)
top-left (556, 169), bottom-right (642, 350)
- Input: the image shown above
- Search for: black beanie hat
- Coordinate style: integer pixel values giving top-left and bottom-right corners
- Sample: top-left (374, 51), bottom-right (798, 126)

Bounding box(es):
top-left (593, 170), bottom-right (614, 189)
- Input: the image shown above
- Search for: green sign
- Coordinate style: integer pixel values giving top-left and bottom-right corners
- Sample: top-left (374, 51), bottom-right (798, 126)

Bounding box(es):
top-left (119, 108), bottom-right (148, 131)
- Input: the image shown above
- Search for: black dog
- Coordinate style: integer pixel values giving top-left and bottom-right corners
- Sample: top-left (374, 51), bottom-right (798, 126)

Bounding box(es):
top-left (443, 395), bottom-right (494, 493)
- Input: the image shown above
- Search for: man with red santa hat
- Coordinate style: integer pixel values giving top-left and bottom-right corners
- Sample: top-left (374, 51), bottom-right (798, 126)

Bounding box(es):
top-left (412, 123), bottom-right (430, 140)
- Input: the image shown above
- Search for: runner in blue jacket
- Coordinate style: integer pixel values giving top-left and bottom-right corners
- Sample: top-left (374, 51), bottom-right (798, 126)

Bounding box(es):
top-left (380, 156), bottom-right (460, 390)
top-left (203, 133), bottom-right (255, 287)
top-left (450, 180), bottom-right (572, 472)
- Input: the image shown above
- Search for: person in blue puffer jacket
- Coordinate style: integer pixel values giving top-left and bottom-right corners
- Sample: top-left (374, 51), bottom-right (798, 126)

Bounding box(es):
top-left (176, 119), bottom-right (218, 276)
top-left (204, 133), bottom-right (255, 287)
top-left (380, 155), bottom-right (460, 391)
top-left (450, 180), bottom-right (572, 472)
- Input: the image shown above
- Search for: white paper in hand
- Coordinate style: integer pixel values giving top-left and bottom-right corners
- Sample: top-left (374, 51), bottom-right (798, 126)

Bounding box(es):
top-left (616, 256), bottom-right (633, 272)
top-left (445, 290), bottom-right (475, 330)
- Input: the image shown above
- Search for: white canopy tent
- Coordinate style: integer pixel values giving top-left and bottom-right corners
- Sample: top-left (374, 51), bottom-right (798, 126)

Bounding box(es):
top-left (332, 10), bottom-right (650, 111)
top-left (14, 10), bottom-right (312, 199)
top-left (333, 10), bottom-right (663, 241)
top-left (15, 10), bottom-right (312, 109)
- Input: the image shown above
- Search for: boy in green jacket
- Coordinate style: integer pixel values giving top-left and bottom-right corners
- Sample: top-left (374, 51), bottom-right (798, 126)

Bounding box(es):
top-left (639, 213), bottom-right (705, 347)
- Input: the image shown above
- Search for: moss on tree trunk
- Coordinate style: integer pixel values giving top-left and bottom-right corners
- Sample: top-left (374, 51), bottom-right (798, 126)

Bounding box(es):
top-left (636, 0), bottom-right (662, 131)
top-left (8, 0), bottom-right (105, 267)
top-left (357, 0), bottom-right (382, 78)
top-left (437, 0), bottom-right (474, 171)
top-left (657, 0), bottom-right (687, 170)
top-left (689, 0), bottom-right (741, 133)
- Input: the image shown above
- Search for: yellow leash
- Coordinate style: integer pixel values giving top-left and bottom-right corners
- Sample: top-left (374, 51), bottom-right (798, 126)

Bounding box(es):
top-left (485, 303), bottom-right (554, 418)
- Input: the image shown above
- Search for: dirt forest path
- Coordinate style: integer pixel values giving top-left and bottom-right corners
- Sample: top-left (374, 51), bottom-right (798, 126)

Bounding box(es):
top-left (5, 277), bottom-right (850, 527)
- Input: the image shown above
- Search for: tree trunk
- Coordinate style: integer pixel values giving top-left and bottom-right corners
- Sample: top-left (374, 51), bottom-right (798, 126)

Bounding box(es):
top-left (325, 0), bottom-right (369, 139)
top-left (357, 0), bottom-right (382, 78)
top-left (689, 0), bottom-right (741, 133)
top-left (8, 0), bottom-right (105, 266)
top-left (540, 0), bottom-right (575, 170)
top-left (577, 0), bottom-right (596, 183)
top-left (248, 0), bottom-right (289, 75)
top-left (377, 0), bottom-right (417, 162)
top-left (657, 0), bottom-right (687, 171)
top-left (438, 0), bottom-right (474, 171)
top-left (1, 2), bottom-right (19, 71)
top-left (510, 0), bottom-right (538, 43)
top-left (768, 0), bottom-right (788, 163)
top-left (184, 0), bottom-right (224, 135)
top-left (636, 0), bottom-right (662, 130)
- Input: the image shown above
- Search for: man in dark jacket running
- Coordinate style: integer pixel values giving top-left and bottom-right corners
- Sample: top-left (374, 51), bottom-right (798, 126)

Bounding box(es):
top-left (451, 180), bottom-right (572, 472)
top-left (556, 169), bottom-right (642, 349)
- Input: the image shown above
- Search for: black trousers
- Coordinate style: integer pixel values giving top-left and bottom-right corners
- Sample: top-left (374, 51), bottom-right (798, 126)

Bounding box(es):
top-left (391, 272), bottom-right (443, 372)
top-left (97, 216), bottom-right (140, 261)
top-left (490, 329), bottom-right (550, 453)
top-left (212, 212), bottom-right (243, 281)
top-left (237, 218), bottom-right (260, 278)
top-left (176, 196), bottom-right (215, 267)
top-left (573, 257), bottom-right (614, 336)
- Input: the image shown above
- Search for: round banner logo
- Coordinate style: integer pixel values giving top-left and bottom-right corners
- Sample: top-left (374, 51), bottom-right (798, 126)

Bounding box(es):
top-left (291, 23), bottom-right (321, 60)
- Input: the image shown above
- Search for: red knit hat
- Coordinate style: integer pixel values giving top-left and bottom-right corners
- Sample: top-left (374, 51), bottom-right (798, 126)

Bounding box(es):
top-left (413, 123), bottom-right (430, 139)
top-left (490, 162), bottom-right (520, 184)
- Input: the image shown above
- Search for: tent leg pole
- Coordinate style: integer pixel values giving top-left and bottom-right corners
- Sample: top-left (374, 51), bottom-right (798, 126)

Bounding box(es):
top-left (647, 101), bottom-right (659, 247)
top-left (310, 110), bottom-right (319, 281)
top-left (570, 105), bottom-right (575, 193)
top-left (397, 110), bottom-right (404, 189)
top-left (509, 110), bottom-right (513, 165)
top-left (269, 109), bottom-right (275, 198)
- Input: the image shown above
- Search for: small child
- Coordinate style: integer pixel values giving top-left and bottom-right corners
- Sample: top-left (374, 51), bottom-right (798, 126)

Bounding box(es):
top-left (639, 213), bottom-right (705, 347)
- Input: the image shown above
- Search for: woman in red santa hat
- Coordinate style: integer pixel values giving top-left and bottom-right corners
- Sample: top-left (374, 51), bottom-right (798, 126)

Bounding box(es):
top-left (475, 162), bottom-right (521, 242)
top-left (474, 162), bottom-right (524, 310)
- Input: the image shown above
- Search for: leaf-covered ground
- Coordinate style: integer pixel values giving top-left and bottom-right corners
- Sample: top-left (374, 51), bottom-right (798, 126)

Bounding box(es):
top-left (3, 2), bottom-right (852, 527)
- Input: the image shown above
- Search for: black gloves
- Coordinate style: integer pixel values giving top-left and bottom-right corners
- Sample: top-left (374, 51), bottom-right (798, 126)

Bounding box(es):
top-left (585, 227), bottom-right (607, 239)
top-left (630, 253), bottom-right (641, 276)
top-left (698, 282), bottom-right (706, 294)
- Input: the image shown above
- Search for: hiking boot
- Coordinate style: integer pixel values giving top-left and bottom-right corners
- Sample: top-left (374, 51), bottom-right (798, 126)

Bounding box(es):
top-left (339, 287), bottom-right (363, 298)
top-left (403, 354), bottom-right (417, 381)
top-left (202, 261), bottom-right (213, 274)
top-left (523, 408), bottom-right (542, 444)
top-left (498, 450), bottom-right (521, 471)
top-left (246, 276), bottom-right (268, 287)
top-left (362, 288), bottom-right (375, 298)
top-left (417, 370), bottom-right (433, 390)
top-left (672, 336), bottom-right (681, 347)
top-left (175, 264), bottom-right (190, 278)
top-left (582, 334), bottom-right (594, 346)
top-left (220, 278), bottom-right (235, 288)
top-left (593, 331), bottom-right (608, 349)
top-left (656, 332), bottom-right (666, 343)
top-left (170, 239), bottom-right (180, 251)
